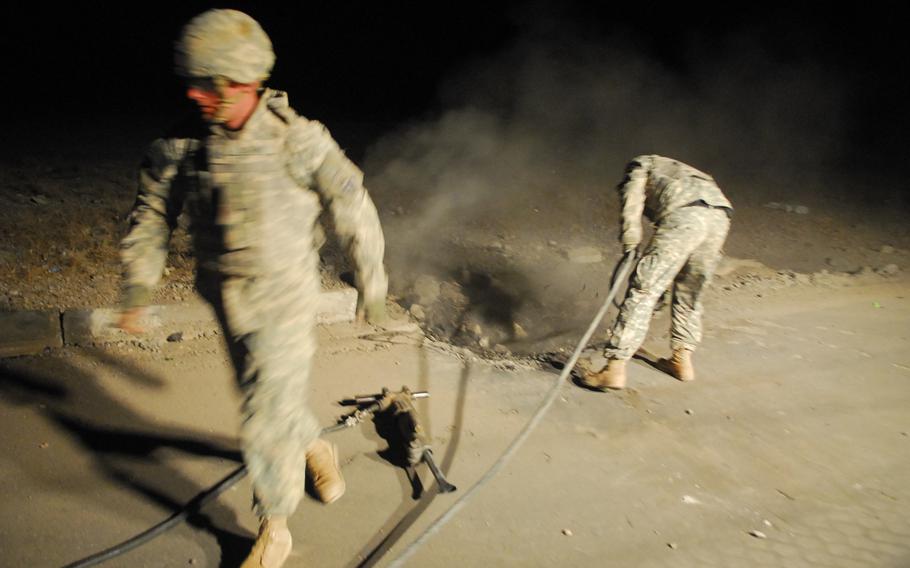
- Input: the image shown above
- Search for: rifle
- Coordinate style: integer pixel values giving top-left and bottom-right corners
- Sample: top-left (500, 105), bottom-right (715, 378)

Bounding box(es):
top-left (338, 386), bottom-right (457, 493)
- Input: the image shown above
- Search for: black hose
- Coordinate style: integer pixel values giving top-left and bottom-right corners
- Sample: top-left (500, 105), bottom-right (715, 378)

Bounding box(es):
top-left (62, 465), bottom-right (247, 568)
top-left (610, 249), bottom-right (638, 308)
top-left (63, 424), bottom-right (346, 568)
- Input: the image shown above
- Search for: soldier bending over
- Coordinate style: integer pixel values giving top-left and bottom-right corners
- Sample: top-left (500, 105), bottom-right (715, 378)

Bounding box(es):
top-left (580, 155), bottom-right (732, 390)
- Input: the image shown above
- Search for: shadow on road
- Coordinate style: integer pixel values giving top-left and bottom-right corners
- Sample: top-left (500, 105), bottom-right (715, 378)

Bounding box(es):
top-left (0, 347), bottom-right (250, 567)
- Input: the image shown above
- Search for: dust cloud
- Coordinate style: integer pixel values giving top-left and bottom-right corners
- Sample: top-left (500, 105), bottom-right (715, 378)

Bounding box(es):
top-left (363, 18), bottom-right (850, 346)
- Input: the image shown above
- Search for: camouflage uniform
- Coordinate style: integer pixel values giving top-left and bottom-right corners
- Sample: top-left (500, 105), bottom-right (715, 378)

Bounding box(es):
top-left (604, 155), bottom-right (732, 360)
top-left (120, 88), bottom-right (387, 516)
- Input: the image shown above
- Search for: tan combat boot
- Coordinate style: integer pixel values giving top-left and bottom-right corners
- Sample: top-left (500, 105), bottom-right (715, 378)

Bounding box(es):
top-left (241, 516), bottom-right (292, 568)
top-left (306, 438), bottom-right (345, 504)
top-left (579, 358), bottom-right (627, 390)
top-left (657, 348), bottom-right (695, 382)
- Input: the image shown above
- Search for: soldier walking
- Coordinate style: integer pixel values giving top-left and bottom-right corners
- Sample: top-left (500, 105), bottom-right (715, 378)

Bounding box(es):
top-left (116, 9), bottom-right (388, 567)
top-left (580, 155), bottom-right (732, 390)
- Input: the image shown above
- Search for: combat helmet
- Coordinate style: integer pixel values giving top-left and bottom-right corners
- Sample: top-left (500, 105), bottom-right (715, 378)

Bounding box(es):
top-left (174, 9), bottom-right (275, 84)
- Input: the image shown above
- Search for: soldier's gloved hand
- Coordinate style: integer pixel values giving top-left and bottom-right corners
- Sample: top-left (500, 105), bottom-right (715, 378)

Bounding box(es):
top-left (357, 296), bottom-right (387, 326)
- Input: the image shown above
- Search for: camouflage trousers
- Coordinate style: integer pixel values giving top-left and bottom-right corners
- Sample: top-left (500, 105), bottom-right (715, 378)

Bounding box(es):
top-left (604, 206), bottom-right (730, 360)
top-left (197, 264), bottom-right (322, 517)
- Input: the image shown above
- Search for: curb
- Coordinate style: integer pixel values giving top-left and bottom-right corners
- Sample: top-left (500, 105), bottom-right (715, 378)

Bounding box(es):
top-left (0, 310), bottom-right (63, 358)
top-left (0, 287), bottom-right (357, 358)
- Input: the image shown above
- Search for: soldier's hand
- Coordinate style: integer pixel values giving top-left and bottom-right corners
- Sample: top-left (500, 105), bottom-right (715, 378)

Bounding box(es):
top-left (116, 307), bottom-right (147, 335)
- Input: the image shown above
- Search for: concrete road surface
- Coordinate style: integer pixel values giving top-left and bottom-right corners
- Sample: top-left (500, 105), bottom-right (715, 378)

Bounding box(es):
top-left (1, 276), bottom-right (908, 567)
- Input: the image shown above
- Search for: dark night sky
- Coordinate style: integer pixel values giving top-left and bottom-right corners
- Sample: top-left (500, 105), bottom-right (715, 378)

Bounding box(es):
top-left (3, 2), bottom-right (908, 171)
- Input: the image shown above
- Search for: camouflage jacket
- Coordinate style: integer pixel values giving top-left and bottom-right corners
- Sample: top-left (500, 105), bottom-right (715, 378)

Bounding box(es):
top-left (617, 154), bottom-right (733, 248)
top-left (120, 89), bottom-right (387, 309)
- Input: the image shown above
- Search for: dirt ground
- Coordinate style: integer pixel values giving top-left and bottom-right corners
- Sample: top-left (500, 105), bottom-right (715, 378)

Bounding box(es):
top-left (1, 270), bottom-right (909, 567)
top-left (2, 120), bottom-right (909, 358)
top-left (1, 118), bottom-right (910, 567)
